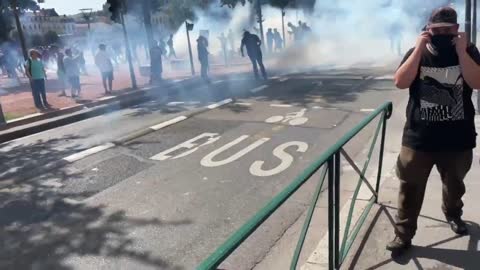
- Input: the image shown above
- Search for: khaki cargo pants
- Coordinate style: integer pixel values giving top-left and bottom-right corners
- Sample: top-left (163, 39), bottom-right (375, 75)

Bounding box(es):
top-left (394, 146), bottom-right (473, 241)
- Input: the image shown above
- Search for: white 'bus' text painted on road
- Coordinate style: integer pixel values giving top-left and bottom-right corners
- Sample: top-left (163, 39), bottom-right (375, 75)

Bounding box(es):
top-left (150, 133), bottom-right (221, 161)
top-left (151, 133), bottom-right (309, 177)
top-left (250, 141), bottom-right (308, 177)
top-left (200, 135), bottom-right (270, 167)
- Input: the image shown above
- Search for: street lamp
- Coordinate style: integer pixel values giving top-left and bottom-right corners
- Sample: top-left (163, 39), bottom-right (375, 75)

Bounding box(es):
top-left (473, 0), bottom-right (477, 44)
top-left (282, 9), bottom-right (286, 48)
top-left (256, 0), bottom-right (265, 47)
top-left (79, 8), bottom-right (93, 32)
top-left (186, 21), bottom-right (195, 76)
top-left (11, 0), bottom-right (28, 60)
top-left (466, 0), bottom-right (472, 43)
top-left (80, 8), bottom-right (93, 55)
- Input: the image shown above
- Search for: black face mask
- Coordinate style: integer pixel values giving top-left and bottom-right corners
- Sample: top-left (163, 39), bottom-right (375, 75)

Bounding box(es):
top-left (430, 34), bottom-right (456, 55)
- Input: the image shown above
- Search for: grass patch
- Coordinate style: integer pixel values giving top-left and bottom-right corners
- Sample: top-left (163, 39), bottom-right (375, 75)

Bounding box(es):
top-left (4, 112), bottom-right (25, 121)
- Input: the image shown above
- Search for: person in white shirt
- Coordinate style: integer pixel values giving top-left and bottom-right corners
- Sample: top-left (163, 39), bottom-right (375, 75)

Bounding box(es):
top-left (64, 48), bottom-right (81, 98)
top-left (95, 44), bottom-right (114, 94)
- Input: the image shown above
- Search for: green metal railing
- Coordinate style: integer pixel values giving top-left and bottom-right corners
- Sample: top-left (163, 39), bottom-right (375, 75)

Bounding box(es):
top-left (197, 102), bottom-right (393, 270)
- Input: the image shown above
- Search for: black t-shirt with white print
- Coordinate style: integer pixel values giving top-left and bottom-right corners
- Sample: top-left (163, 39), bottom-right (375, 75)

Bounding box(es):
top-left (401, 44), bottom-right (480, 152)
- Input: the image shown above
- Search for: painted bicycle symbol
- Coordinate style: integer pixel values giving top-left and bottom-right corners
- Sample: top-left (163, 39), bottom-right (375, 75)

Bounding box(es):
top-left (265, 109), bottom-right (309, 126)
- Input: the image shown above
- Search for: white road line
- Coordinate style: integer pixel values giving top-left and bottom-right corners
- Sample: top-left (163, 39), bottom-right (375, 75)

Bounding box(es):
top-left (150, 116), bottom-right (188, 131)
top-left (63, 198), bottom-right (84, 205)
top-left (278, 77), bottom-right (289, 82)
top-left (235, 102), bottom-right (252, 106)
top-left (360, 108), bottom-right (375, 112)
top-left (173, 78), bottom-right (188, 83)
top-left (270, 104), bottom-right (293, 108)
top-left (167, 101), bottom-right (185, 106)
top-left (312, 106), bottom-right (324, 109)
top-left (207, 98), bottom-right (233, 109)
top-left (250, 85), bottom-right (268, 93)
top-left (374, 75), bottom-right (395, 80)
top-left (212, 80), bottom-right (224, 85)
top-left (63, 143), bottom-right (115, 163)
top-left (98, 96), bottom-right (115, 101)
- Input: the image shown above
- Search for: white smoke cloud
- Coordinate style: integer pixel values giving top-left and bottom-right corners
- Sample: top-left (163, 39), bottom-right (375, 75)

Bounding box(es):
top-left (167, 0), bottom-right (471, 71)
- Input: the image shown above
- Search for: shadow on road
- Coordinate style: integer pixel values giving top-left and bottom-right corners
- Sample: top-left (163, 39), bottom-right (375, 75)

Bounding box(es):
top-left (0, 135), bottom-right (88, 183)
top-left (0, 147), bottom-right (191, 269)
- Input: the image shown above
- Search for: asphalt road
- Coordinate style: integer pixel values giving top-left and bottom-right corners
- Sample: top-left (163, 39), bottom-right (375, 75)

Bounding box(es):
top-left (0, 67), bottom-right (405, 270)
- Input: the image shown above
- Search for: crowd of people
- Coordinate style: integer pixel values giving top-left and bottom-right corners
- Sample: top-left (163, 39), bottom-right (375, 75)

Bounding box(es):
top-left (20, 43), bottom-right (118, 111)
top-left (287, 20), bottom-right (312, 43)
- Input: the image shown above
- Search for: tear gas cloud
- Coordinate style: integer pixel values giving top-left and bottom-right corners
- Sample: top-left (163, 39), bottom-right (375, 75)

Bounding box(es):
top-left (169, 0), bottom-right (470, 71)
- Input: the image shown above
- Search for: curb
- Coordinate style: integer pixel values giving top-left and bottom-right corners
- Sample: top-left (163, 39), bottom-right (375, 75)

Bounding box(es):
top-left (0, 90), bottom-right (150, 144)
top-left (114, 98), bottom-right (235, 145)
top-left (0, 87), bottom-right (152, 132)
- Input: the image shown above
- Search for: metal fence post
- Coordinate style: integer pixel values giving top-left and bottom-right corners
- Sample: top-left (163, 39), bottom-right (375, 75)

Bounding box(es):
top-left (375, 114), bottom-right (387, 203)
top-left (334, 152), bottom-right (341, 268)
top-left (328, 157), bottom-right (335, 270)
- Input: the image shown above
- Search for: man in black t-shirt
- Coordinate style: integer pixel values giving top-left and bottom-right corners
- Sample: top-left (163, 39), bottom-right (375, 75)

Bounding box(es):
top-left (387, 7), bottom-right (480, 252)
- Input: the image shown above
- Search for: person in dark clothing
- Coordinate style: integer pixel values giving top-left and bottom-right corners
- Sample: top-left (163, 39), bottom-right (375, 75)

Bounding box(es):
top-left (266, 28), bottom-right (274, 54)
top-left (387, 6), bottom-right (480, 252)
top-left (167, 34), bottom-right (176, 58)
top-left (197, 36), bottom-right (210, 82)
top-left (241, 31), bottom-right (267, 80)
top-left (150, 40), bottom-right (163, 84)
top-left (274, 28), bottom-right (283, 51)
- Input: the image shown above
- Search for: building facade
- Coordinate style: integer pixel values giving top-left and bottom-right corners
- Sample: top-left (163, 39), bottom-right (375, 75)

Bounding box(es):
top-left (18, 9), bottom-right (76, 36)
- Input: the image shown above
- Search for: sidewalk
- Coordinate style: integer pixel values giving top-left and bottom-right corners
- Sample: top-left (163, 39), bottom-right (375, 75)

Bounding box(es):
top-left (0, 65), bottom-right (150, 121)
top-left (343, 115), bottom-right (480, 269)
top-left (0, 58), bottom-right (253, 122)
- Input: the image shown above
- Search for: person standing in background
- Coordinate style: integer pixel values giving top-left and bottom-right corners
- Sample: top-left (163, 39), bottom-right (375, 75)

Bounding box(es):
top-left (197, 36), bottom-right (210, 82)
top-left (64, 48), bottom-right (81, 98)
top-left (218, 32), bottom-right (228, 66)
top-left (56, 51), bottom-right (67, 97)
top-left (95, 44), bottom-right (114, 94)
top-left (266, 28), bottom-right (274, 54)
top-left (167, 34), bottom-right (176, 58)
top-left (150, 41), bottom-right (163, 84)
top-left (228, 29), bottom-right (235, 55)
top-left (274, 28), bottom-right (283, 52)
top-left (25, 49), bottom-right (49, 110)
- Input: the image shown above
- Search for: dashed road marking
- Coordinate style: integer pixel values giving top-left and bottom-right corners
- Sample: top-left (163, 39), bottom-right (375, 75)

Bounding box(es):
top-left (207, 98), bottom-right (234, 109)
top-left (312, 106), bottom-right (324, 109)
top-left (235, 102), bottom-right (252, 106)
top-left (63, 143), bottom-right (115, 163)
top-left (98, 96), bottom-right (115, 101)
top-left (270, 104), bottom-right (293, 108)
top-left (374, 75), bottom-right (395, 80)
top-left (360, 108), bottom-right (375, 112)
top-left (250, 85), bottom-right (268, 93)
top-left (150, 116), bottom-right (188, 131)
top-left (167, 101), bottom-right (185, 106)
top-left (279, 77), bottom-right (289, 82)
